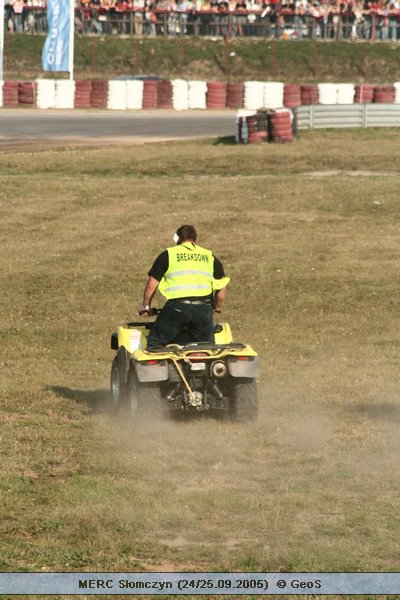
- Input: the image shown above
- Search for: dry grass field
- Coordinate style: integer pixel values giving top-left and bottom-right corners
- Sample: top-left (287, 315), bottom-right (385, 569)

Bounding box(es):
top-left (1, 129), bottom-right (400, 599)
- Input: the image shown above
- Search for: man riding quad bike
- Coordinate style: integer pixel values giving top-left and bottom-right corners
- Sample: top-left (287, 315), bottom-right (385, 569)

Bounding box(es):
top-left (110, 225), bottom-right (259, 421)
top-left (110, 314), bottom-right (259, 421)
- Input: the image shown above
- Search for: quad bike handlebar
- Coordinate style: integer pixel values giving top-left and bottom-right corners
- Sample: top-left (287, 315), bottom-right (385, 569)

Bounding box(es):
top-left (138, 307), bottom-right (160, 317)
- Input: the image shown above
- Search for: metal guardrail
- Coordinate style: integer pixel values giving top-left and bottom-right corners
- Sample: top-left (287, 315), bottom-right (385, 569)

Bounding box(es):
top-left (294, 103), bottom-right (400, 129)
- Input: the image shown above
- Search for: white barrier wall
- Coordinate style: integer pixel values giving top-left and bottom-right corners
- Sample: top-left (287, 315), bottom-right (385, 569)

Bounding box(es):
top-left (107, 80), bottom-right (127, 110)
top-left (188, 80), bottom-right (207, 110)
top-left (55, 80), bottom-right (75, 109)
top-left (263, 81), bottom-right (284, 109)
top-left (36, 79), bottom-right (56, 109)
top-left (126, 80), bottom-right (144, 110)
top-left (172, 79), bottom-right (189, 111)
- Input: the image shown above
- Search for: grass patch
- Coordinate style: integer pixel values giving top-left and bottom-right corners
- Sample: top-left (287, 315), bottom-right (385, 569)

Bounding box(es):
top-left (4, 34), bottom-right (400, 82)
top-left (1, 130), bottom-right (400, 600)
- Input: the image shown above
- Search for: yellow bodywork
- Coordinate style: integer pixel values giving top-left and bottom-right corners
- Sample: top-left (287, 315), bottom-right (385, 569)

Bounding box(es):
top-left (117, 323), bottom-right (257, 362)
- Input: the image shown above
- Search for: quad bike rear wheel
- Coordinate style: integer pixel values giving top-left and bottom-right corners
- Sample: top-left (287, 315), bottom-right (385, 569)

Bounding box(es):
top-left (110, 357), bottom-right (125, 413)
top-left (230, 377), bottom-right (258, 422)
top-left (128, 368), bottom-right (167, 420)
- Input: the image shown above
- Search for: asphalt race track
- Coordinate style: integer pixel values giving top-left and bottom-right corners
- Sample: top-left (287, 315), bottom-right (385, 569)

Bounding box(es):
top-left (0, 110), bottom-right (236, 146)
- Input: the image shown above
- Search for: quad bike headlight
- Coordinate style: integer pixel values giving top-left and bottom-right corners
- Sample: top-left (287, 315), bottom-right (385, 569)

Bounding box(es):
top-left (211, 360), bottom-right (227, 378)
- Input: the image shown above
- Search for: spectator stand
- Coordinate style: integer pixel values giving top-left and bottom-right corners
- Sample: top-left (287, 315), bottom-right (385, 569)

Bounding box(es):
top-left (4, 0), bottom-right (400, 40)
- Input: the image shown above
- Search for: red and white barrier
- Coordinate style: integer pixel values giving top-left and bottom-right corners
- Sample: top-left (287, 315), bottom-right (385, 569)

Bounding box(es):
top-left (2, 79), bottom-right (400, 111)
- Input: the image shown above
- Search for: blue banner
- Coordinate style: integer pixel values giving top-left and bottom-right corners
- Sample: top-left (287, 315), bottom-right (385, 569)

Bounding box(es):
top-left (41, 0), bottom-right (71, 72)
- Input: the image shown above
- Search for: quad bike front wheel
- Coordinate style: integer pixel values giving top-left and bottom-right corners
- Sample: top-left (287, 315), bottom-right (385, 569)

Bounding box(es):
top-left (127, 368), bottom-right (167, 420)
top-left (230, 377), bottom-right (258, 422)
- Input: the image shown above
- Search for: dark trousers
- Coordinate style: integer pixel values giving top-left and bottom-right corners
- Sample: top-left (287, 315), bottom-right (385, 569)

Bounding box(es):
top-left (147, 300), bottom-right (213, 350)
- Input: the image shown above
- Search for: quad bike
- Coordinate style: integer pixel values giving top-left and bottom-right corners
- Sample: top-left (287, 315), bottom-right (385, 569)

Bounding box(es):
top-left (110, 310), bottom-right (259, 422)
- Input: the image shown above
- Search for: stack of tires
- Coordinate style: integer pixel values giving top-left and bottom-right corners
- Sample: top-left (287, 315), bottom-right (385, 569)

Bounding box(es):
top-left (90, 80), bottom-right (108, 109)
top-left (373, 85), bottom-right (394, 103)
top-left (18, 81), bottom-right (36, 106)
top-left (243, 81), bottom-right (264, 110)
top-left (171, 79), bottom-right (189, 111)
top-left (354, 84), bottom-right (374, 103)
top-left (283, 84), bottom-right (301, 108)
top-left (226, 82), bottom-right (244, 109)
top-left (188, 80), bottom-right (207, 109)
top-left (263, 81), bottom-right (284, 109)
top-left (74, 80), bottom-right (92, 109)
top-left (318, 83), bottom-right (337, 105)
top-left (268, 109), bottom-right (293, 143)
top-left (394, 82), bottom-right (400, 104)
top-left (107, 80), bottom-right (127, 110)
top-left (157, 80), bottom-right (172, 109)
top-left (236, 109), bottom-right (256, 143)
top-left (246, 112), bottom-right (269, 144)
top-left (142, 79), bottom-right (158, 109)
top-left (206, 81), bottom-right (227, 109)
top-left (2, 81), bottom-right (19, 107)
top-left (301, 84), bottom-right (318, 105)
top-left (55, 80), bottom-right (75, 109)
top-left (336, 83), bottom-right (355, 104)
top-left (36, 79), bottom-right (56, 109)
top-left (126, 80), bottom-right (144, 109)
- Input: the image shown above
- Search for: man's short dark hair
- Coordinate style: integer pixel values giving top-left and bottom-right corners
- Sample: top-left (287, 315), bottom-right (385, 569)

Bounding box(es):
top-left (176, 225), bottom-right (197, 243)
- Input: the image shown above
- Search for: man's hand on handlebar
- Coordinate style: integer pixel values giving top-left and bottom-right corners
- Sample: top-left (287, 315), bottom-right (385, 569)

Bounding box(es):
top-left (138, 306), bottom-right (159, 317)
top-left (138, 305), bottom-right (151, 317)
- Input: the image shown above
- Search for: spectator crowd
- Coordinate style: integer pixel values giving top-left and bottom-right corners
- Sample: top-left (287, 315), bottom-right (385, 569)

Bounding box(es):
top-left (4, 0), bottom-right (400, 39)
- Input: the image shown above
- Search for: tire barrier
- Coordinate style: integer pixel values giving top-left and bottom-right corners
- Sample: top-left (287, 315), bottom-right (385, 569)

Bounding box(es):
top-left (206, 81), bottom-right (227, 110)
top-left (301, 84), bottom-right (319, 105)
top-left (318, 83), bottom-right (338, 105)
top-left (268, 109), bottom-right (293, 142)
top-left (317, 82), bottom-right (356, 105)
top-left (3, 80), bottom-right (19, 107)
top-left (2, 79), bottom-right (400, 111)
top-left (18, 81), bottom-right (37, 106)
top-left (237, 108), bottom-right (292, 144)
top-left (226, 82), bottom-right (244, 109)
top-left (55, 80), bottom-right (75, 109)
top-left (354, 84), bottom-right (374, 103)
top-left (283, 83), bottom-right (301, 108)
top-left (373, 84), bottom-right (394, 104)
top-left (337, 83), bottom-right (355, 104)
top-left (36, 78), bottom-right (56, 109)
top-left (157, 80), bottom-right (172, 109)
top-left (142, 79), bottom-right (158, 109)
top-left (246, 113), bottom-right (269, 144)
top-left (243, 80), bottom-right (264, 111)
top-left (107, 80), bottom-right (127, 110)
top-left (394, 82), bottom-right (400, 104)
top-left (172, 79), bottom-right (189, 111)
top-left (263, 81), bottom-right (284, 110)
top-left (90, 80), bottom-right (108, 108)
top-left (235, 108), bottom-right (257, 143)
top-left (74, 80), bottom-right (92, 109)
top-left (188, 80), bottom-right (207, 110)
top-left (126, 79), bottom-right (144, 109)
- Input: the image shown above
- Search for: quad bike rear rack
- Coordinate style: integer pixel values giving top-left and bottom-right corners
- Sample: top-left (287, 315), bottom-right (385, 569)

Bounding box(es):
top-left (145, 342), bottom-right (247, 355)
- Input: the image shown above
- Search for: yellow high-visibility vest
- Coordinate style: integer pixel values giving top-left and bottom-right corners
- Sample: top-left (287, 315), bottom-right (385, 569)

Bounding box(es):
top-left (158, 243), bottom-right (230, 299)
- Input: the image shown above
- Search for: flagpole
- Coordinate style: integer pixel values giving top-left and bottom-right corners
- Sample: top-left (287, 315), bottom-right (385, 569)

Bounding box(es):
top-left (69, 0), bottom-right (74, 80)
top-left (0, 0), bottom-right (4, 82)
